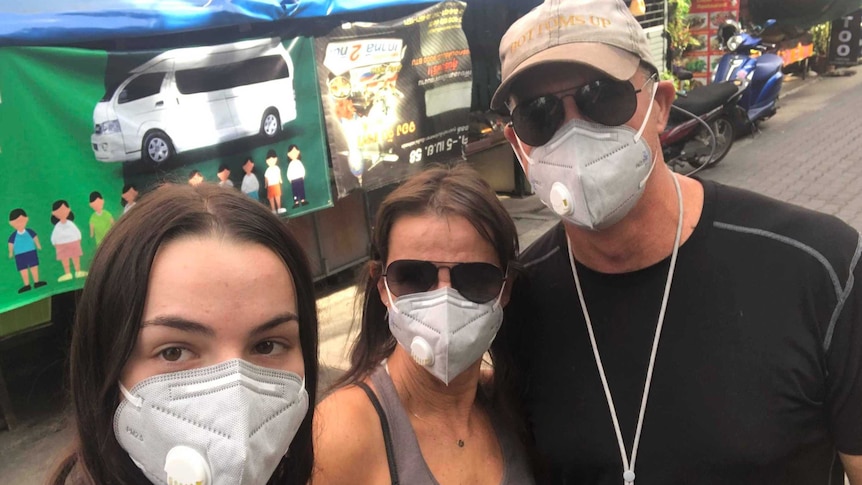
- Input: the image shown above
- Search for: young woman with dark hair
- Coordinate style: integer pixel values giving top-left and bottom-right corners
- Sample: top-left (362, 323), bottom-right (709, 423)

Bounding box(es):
top-left (49, 183), bottom-right (319, 485)
top-left (312, 163), bottom-right (534, 484)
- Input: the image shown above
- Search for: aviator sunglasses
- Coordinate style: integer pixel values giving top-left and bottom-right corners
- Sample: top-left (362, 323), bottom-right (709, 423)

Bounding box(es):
top-left (382, 259), bottom-right (506, 304)
top-left (509, 73), bottom-right (657, 147)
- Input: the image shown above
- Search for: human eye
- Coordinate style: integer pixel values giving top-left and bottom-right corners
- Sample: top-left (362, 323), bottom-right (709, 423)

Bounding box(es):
top-left (252, 340), bottom-right (289, 356)
top-left (155, 346), bottom-right (193, 363)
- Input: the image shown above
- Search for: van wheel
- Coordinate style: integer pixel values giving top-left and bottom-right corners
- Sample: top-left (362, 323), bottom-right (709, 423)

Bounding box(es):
top-left (142, 130), bottom-right (174, 164)
top-left (261, 110), bottom-right (281, 138)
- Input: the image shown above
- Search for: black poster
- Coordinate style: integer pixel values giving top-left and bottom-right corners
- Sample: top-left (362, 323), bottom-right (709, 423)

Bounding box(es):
top-left (315, 1), bottom-right (472, 197)
top-left (829, 10), bottom-right (862, 66)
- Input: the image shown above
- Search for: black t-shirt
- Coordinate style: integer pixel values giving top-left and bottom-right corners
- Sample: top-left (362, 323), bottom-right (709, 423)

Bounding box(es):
top-left (501, 180), bottom-right (862, 484)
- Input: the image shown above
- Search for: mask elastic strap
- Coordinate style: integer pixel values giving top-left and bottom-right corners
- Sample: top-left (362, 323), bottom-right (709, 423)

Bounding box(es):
top-left (492, 267), bottom-right (509, 309)
top-left (119, 383), bottom-right (143, 408)
top-left (634, 80), bottom-right (659, 143)
top-left (513, 135), bottom-right (534, 169)
top-left (383, 278), bottom-right (400, 313)
top-left (489, 282), bottom-right (508, 309)
top-left (639, 152), bottom-right (658, 189)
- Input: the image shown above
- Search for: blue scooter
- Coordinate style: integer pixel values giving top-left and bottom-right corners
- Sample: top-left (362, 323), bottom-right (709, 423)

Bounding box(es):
top-left (713, 20), bottom-right (784, 130)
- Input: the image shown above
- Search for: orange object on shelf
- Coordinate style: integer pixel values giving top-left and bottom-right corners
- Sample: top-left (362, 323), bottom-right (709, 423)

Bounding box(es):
top-left (778, 42), bottom-right (815, 65)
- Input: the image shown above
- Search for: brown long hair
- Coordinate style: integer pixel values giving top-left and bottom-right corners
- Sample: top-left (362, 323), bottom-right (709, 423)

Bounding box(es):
top-left (49, 183), bottom-right (318, 484)
top-left (334, 163), bottom-right (519, 391)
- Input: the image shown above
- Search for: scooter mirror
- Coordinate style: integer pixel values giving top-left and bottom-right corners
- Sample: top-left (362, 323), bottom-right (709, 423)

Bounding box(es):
top-left (759, 19), bottom-right (777, 33)
top-left (717, 20), bottom-right (741, 49)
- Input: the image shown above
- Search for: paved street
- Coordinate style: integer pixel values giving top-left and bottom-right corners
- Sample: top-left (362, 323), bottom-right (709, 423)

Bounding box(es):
top-left (2, 67), bottom-right (862, 484)
top-left (698, 69), bottom-right (862, 231)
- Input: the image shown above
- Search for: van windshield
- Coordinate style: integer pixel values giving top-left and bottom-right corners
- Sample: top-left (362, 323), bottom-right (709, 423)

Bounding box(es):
top-left (118, 73), bottom-right (166, 104)
top-left (100, 81), bottom-right (123, 102)
top-left (175, 54), bottom-right (290, 95)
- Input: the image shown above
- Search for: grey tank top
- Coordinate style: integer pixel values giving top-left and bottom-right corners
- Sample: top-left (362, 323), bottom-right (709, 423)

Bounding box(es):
top-left (367, 366), bottom-right (536, 485)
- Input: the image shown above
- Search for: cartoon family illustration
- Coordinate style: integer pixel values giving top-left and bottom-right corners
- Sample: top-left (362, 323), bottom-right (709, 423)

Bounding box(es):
top-left (7, 209), bottom-right (46, 294)
top-left (121, 184), bottom-right (139, 214)
top-left (176, 145), bottom-right (307, 215)
top-left (6, 189), bottom-right (124, 294)
top-left (252, 145), bottom-right (308, 214)
top-left (264, 149), bottom-right (286, 214)
top-left (286, 144), bottom-right (308, 208)
top-left (188, 170), bottom-right (204, 186)
top-left (217, 165), bottom-right (234, 188)
top-left (6, 145), bottom-right (310, 295)
top-left (241, 157), bottom-right (260, 199)
top-left (89, 191), bottom-right (115, 245)
top-left (50, 200), bottom-right (88, 282)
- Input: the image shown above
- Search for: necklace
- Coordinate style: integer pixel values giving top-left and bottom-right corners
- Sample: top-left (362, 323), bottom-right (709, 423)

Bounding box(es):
top-left (567, 172), bottom-right (684, 485)
top-left (388, 360), bottom-right (471, 449)
top-left (409, 409), bottom-right (467, 448)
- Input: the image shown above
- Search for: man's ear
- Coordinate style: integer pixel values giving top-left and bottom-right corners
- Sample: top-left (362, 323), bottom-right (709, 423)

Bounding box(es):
top-left (653, 80), bottom-right (677, 134)
top-left (503, 123), bottom-right (529, 179)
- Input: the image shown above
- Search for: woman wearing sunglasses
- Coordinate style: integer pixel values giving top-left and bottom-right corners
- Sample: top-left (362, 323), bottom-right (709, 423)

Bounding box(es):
top-left (312, 164), bottom-right (534, 485)
top-left (49, 183), bottom-right (318, 485)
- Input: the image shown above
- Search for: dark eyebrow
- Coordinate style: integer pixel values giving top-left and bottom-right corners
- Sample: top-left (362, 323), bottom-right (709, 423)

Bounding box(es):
top-left (141, 312), bottom-right (298, 338)
top-left (141, 317), bottom-right (216, 337)
top-left (249, 312), bottom-right (299, 338)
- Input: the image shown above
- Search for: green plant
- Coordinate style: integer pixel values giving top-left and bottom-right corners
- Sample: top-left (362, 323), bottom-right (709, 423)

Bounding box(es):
top-left (667, 0), bottom-right (702, 59)
top-left (684, 58), bottom-right (707, 72)
top-left (659, 69), bottom-right (679, 91)
top-left (809, 22), bottom-right (831, 57)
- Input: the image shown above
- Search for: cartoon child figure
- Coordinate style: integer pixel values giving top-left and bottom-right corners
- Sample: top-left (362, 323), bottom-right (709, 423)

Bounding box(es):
top-left (241, 157), bottom-right (261, 200)
top-left (121, 184), bottom-right (139, 215)
top-left (264, 149), bottom-right (286, 214)
top-left (7, 209), bottom-right (46, 293)
top-left (50, 200), bottom-right (87, 282)
top-left (188, 170), bottom-right (204, 186)
top-left (217, 164), bottom-right (234, 188)
top-left (286, 144), bottom-right (308, 208)
top-left (88, 191), bottom-right (115, 245)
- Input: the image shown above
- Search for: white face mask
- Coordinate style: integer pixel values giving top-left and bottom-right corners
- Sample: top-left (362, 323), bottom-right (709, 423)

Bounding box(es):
top-left (114, 359), bottom-right (309, 485)
top-left (386, 284), bottom-right (504, 385)
top-left (516, 82), bottom-right (658, 230)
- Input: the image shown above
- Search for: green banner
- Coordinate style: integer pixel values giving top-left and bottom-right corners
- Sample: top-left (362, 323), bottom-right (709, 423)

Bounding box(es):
top-left (0, 36), bottom-right (332, 314)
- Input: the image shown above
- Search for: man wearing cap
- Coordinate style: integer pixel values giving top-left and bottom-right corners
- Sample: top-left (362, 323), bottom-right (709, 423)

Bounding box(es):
top-left (494, 1), bottom-right (862, 484)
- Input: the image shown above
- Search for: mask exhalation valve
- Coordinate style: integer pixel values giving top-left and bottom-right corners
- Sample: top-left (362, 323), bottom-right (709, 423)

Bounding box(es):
top-left (410, 337), bottom-right (435, 366)
top-left (550, 182), bottom-right (574, 216)
top-left (164, 445), bottom-right (211, 485)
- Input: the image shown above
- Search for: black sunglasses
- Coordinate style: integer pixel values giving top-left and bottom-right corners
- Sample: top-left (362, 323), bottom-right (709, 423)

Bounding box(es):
top-left (510, 74), bottom-right (657, 147)
top-left (382, 259), bottom-right (505, 304)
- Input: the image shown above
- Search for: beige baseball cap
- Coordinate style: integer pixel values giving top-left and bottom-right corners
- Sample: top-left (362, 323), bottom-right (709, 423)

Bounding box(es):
top-left (491, 0), bottom-right (658, 111)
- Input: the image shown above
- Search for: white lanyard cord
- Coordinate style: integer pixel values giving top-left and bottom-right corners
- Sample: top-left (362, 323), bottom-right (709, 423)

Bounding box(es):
top-left (566, 172), bottom-right (684, 485)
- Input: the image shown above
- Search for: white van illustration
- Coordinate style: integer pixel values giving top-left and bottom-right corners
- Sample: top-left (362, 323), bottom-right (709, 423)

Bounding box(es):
top-left (91, 37), bottom-right (297, 164)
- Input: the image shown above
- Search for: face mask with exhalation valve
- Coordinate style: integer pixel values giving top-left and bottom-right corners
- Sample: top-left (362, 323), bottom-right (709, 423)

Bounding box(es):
top-left (114, 359), bottom-right (308, 485)
top-left (386, 284), bottom-right (504, 385)
top-left (515, 82), bottom-right (659, 230)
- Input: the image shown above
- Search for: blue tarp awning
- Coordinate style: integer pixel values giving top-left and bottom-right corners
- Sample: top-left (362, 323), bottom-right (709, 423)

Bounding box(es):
top-left (5, 0), bottom-right (862, 47)
top-left (0, 0), bottom-right (437, 46)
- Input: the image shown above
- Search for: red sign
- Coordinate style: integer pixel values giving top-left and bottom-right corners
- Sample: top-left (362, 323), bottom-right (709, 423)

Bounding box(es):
top-left (684, 0), bottom-right (740, 85)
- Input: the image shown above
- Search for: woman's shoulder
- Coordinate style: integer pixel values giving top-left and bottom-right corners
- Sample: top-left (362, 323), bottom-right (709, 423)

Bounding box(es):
top-left (316, 383), bottom-right (378, 426)
top-left (312, 382), bottom-right (390, 484)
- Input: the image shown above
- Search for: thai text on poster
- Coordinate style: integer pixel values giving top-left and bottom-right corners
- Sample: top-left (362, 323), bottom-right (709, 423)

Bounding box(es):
top-left (315, 1), bottom-right (472, 197)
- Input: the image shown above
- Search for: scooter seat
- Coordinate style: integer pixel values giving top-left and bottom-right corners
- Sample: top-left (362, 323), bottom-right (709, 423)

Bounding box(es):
top-left (670, 82), bottom-right (738, 123)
